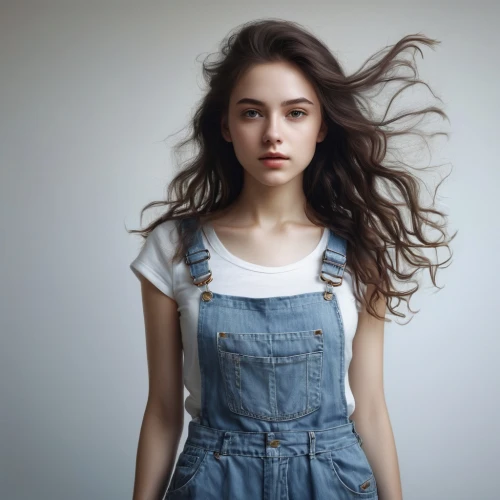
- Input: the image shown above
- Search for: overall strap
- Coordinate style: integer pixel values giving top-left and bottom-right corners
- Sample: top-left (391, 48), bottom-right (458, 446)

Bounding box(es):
top-left (320, 229), bottom-right (347, 300)
top-left (181, 217), bottom-right (214, 301)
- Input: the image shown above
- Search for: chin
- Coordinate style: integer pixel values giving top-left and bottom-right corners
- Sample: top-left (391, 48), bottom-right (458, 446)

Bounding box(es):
top-left (256, 173), bottom-right (299, 187)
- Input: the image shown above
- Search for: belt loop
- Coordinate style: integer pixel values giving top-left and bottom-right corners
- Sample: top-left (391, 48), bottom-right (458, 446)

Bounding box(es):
top-left (351, 419), bottom-right (363, 447)
top-left (351, 418), bottom-right (356, 434)
top-left (221, 431), bottom-right (231, 455)
top-left (308, 431), bottom-right (316, 460)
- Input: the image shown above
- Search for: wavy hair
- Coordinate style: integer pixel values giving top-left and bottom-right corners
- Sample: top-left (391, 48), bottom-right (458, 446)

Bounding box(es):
top-left (127, 18), bottom-right (457, 323)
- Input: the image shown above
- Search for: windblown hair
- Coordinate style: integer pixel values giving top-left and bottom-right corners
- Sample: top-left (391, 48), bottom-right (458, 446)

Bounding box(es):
top-left (127, 18), bottom-right (456, 323)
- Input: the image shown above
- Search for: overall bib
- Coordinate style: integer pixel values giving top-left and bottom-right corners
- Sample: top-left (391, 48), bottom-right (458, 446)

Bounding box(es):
top-left (165, 219), bottom-right (378, 499)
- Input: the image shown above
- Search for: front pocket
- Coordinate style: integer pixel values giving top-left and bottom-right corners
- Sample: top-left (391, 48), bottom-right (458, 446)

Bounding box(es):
top-left (217, 329), bottom-right (324, 421)
top-left (166, 445), bottom-right (208, 494)
top-left (328, 442), bottom-right (378, 497)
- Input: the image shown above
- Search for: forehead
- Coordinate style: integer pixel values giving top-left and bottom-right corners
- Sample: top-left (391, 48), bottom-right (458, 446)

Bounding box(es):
top-left (229, 61), bottom-right (318, 105)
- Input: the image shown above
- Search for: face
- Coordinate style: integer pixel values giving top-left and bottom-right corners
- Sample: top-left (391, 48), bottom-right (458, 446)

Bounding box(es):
top-left (221, 61), bottom-right (327, 187)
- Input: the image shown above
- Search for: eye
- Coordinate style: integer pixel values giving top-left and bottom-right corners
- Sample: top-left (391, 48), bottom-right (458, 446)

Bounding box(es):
top-left (242, 109), bottom-right (307, 119)
top-left (243, 109), bottom-right (260, 118)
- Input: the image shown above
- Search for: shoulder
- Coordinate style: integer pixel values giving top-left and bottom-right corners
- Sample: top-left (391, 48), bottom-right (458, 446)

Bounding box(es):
top-left (139, 219), bottom-right (182, 258)
top-left (149, 219), bottom-right (179, 244)
top-left (131, 218), bottom-right (183, 269)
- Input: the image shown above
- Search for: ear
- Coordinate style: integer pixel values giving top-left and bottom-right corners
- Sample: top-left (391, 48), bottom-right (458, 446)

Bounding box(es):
top-left (221, 114), bottom-right (232, 142)
top-left (317, 119), bottom-right (328, 143)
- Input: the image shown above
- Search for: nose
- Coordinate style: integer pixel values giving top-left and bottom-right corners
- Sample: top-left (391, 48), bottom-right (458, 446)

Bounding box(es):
top-left (262, 115), bottom-right (282, 144)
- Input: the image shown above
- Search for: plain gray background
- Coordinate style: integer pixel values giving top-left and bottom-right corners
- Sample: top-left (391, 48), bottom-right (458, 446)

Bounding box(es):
top-left (1, 1), bottom-right (498, 499)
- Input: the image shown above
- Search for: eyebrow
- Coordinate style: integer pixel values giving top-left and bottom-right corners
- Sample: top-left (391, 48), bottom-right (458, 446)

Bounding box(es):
top-left (235, 97), bottom-right (314, 107)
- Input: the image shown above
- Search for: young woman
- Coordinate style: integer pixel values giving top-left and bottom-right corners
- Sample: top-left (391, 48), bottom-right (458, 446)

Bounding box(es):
top-left (128, 19), bottom-right (454, 500)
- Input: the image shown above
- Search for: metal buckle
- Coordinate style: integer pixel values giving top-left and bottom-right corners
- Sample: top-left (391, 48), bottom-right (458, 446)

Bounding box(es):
top-left (320, 272), bottom-right (343, 287)
top-left (321, 248), bottom-right (345, 286)
top-left (193, 272), bottom-right (213, 287)
top-left (322, 248), bottom-right (346, 267)
top-left (185, 248), bottom-right (211, 266)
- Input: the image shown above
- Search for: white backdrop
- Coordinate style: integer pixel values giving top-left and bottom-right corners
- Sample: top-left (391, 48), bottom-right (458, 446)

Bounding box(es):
top-left (1, 1), bottom-right (498, 499)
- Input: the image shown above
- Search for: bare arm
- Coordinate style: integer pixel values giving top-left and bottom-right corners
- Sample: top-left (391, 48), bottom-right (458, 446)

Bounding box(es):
top-left (132, 275), bottom-right (184, 500)
top-left (349, 285), bottom-right (403, 500)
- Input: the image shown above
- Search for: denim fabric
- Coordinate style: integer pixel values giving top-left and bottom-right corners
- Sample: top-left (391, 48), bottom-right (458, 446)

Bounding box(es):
top-left (166, 218), bottom-right (378, 499)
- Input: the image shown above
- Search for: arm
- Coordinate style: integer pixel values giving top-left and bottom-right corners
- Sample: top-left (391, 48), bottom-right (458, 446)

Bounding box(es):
top-left (132, 275), bottom-right (184, 500)
top-left (348, 285), bottom-right (403, 500)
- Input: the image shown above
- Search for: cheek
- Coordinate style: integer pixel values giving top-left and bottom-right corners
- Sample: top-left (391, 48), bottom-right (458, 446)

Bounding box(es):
top-left (303, 124), bottom-right (322, 141)
top-left (297, 130), bottom-right (320, 151)
top-left (230, 126), bottom-right (253, 145)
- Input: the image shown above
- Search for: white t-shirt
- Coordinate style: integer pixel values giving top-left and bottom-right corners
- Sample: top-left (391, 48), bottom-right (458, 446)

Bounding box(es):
top-left (130, 219), bottom-right (363, 419)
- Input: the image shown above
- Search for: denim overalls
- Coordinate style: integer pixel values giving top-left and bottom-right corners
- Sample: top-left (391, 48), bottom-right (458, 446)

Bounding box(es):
top-left (165, 218), bottom-right (378, 499)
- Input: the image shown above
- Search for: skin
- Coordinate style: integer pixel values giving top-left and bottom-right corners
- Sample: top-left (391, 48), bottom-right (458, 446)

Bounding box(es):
top-left (221, 61), bottom-right (327, 192)
top-left (220, 61), bottom-right (326, 227)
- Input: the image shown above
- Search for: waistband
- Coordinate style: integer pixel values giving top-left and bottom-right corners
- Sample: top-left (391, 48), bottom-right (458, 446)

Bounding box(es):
top-left (185, 419), bottom-right (361, 458)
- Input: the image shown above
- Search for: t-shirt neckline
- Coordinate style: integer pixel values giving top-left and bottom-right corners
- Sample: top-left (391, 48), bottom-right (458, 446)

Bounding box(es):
top-left (201, 222), bottom-right (329, 274)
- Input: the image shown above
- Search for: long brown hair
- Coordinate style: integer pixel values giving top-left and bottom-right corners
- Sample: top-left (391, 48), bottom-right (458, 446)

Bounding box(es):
top-left (127, 18), bottom-right (456, 323)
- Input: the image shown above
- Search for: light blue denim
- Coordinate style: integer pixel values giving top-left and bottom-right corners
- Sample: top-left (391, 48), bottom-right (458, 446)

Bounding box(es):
top-left (165, 218), bottom-right (378, 499)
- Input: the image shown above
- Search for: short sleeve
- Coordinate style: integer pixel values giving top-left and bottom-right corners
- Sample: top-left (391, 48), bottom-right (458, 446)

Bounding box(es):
top-left (130, 221), bottom-right (177, 300)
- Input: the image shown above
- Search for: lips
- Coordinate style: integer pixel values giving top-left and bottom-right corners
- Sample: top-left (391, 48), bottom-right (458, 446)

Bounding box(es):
top-left (259, 153), bottom-right (289, 159)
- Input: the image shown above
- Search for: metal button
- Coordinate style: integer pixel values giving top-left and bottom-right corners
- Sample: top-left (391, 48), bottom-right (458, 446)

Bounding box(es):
top-left (213, 451), bottom-right (220, 459)
top-left (201, 291), bottom-right (213, 301)
top-left (268, 439), bottom-right (280, 448)
top-left (219, 332), bottom-right (226, 338)
top-left (314, 329), bottom-right (322, 335)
